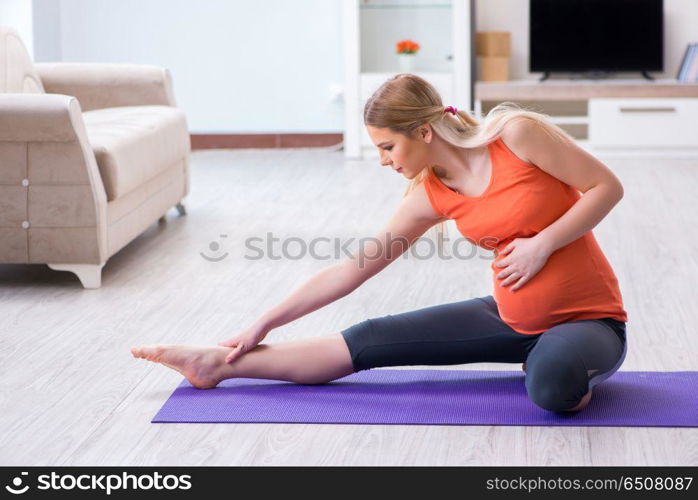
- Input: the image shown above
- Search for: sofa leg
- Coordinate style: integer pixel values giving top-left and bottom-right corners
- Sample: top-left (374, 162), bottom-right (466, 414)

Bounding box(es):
top-left (47, 263), bottom-right (104, 289)
top-left (175, 202), bottom-right (187, 216)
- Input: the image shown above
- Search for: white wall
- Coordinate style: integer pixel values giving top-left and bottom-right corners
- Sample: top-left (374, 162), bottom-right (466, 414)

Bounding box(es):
top-left (0, 0), bottom-right (33, 56)
top-left (38, 0), bottom-right (345, 134)
top-left (32, 0), bottom-right (60, 61)
top-left (476, 0), bottom-right (698, 80)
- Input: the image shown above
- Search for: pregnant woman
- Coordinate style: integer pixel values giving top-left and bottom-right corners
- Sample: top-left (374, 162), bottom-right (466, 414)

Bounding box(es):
top-left (132, 74), bottom-right (628, 413)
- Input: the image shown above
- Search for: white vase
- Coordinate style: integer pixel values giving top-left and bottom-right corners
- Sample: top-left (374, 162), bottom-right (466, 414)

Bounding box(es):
top-left (398, 54), bottom-right (416, 73)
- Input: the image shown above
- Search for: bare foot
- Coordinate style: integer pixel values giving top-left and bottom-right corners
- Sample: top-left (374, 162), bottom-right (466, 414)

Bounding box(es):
top-left (561, 389), bottom-right (593, 412)
top-left (130, 344), bottom-right (232, 389)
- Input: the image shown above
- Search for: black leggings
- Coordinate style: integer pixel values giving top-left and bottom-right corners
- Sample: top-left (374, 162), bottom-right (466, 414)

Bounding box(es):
top-left (340, 295), bottom-right (627, 412)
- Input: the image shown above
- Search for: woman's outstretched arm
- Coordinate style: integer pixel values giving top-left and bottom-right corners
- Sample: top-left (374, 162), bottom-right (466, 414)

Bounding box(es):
top-left (219, 182), bottom-right (447, 362)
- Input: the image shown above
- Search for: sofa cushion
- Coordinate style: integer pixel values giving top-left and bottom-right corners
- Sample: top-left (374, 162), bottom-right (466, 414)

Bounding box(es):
top-left (0, 26), bottom-right (45, 93)
top-left (82, 105), bottom-right (189, 201)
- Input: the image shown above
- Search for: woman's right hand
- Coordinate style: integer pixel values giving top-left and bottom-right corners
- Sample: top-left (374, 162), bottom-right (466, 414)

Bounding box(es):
top-left (217, 324), bottom-right (270, 364)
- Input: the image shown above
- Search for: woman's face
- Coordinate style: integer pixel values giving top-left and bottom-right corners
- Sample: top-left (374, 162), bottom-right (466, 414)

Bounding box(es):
top-left (366, 125), bottom-right (431, 179)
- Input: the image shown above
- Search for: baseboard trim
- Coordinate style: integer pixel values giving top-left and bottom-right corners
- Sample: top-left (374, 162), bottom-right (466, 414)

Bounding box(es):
top-left (190, 133), bottom-right (343, 150)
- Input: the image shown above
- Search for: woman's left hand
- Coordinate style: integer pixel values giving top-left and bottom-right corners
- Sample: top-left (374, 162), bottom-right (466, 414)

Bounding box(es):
top-left (494, 235), bottom-right (553, 291)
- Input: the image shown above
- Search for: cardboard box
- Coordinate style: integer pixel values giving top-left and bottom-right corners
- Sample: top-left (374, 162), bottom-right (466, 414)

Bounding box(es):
top-left (476, 31), bottom-right (511, 57)
top-left (479, 56), bottom-right (509, 81)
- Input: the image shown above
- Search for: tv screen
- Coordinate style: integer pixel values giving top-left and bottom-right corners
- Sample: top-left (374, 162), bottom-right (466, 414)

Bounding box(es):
top-left (530, 0), bottom-right (663, 73)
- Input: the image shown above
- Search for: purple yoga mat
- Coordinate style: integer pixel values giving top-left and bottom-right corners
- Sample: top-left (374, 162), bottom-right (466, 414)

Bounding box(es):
top-left (151, 369), bottom-right (698, 427)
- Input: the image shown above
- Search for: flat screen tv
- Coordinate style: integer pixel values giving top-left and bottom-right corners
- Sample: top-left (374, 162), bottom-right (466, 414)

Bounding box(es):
top-left (529, 0), bottom-right (663, 74)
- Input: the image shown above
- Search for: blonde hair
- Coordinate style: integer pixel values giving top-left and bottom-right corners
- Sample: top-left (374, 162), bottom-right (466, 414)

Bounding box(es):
top-left (363, 73), bottom-right (576, 247)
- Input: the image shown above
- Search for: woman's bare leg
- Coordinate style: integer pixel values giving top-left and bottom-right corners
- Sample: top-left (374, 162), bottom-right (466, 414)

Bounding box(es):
top-left (130, 334), bottom-right (355, 389)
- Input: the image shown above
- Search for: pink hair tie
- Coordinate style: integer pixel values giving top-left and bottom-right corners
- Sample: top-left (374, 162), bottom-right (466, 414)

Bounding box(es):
top-left (444, 106), bottom-right (458, 115)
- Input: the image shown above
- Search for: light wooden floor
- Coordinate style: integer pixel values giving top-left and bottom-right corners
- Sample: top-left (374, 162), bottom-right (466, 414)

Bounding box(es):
top-left (1, 146), bottom-right (696, 466)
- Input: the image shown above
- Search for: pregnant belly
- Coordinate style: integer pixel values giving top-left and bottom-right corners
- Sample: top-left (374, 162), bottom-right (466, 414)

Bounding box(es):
top-left (490, 239), bottom-right (610, 334)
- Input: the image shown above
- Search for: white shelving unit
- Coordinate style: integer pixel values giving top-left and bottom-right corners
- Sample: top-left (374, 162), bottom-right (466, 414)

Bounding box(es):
top-left (343, 0), bottom-right (474, 159)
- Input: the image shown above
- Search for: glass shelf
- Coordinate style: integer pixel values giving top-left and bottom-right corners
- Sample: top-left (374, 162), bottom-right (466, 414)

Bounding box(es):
top-left (360, 4), bottom-right (452, 8)
top-left (360, 0), bottom-right (452, 9)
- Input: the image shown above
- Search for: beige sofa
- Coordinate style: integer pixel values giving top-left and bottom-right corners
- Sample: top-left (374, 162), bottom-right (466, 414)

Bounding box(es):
top-left (0, 26), bottom-right (190, 288)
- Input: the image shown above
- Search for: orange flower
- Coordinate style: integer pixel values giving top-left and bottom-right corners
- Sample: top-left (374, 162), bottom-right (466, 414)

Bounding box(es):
top-left (396, 39), bottom-right (420, 54)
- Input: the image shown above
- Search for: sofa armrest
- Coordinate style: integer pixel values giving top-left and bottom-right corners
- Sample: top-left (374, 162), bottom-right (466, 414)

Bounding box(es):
top-left (34, 62), bottom-right (176, 112)
top-left (0, 93), bottom-right (108, 265)
top-left (0, 93), bottom-right (88, 141)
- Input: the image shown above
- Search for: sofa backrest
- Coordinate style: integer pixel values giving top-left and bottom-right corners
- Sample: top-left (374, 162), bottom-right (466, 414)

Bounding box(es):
top-left (0, 26), bottom-right (45, 93)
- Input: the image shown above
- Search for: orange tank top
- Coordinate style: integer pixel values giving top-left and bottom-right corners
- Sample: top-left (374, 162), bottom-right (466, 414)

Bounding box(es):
top-left (423, 137), bottom-right (628, 334)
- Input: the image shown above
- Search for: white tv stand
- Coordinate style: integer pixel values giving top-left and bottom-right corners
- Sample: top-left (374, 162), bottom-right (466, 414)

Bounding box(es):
top-left (475, 79), bottom-right (698, 157)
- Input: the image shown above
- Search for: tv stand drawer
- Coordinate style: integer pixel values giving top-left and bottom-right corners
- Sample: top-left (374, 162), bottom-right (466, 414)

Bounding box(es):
top-left (589, 98), bottom-right (698, 148)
